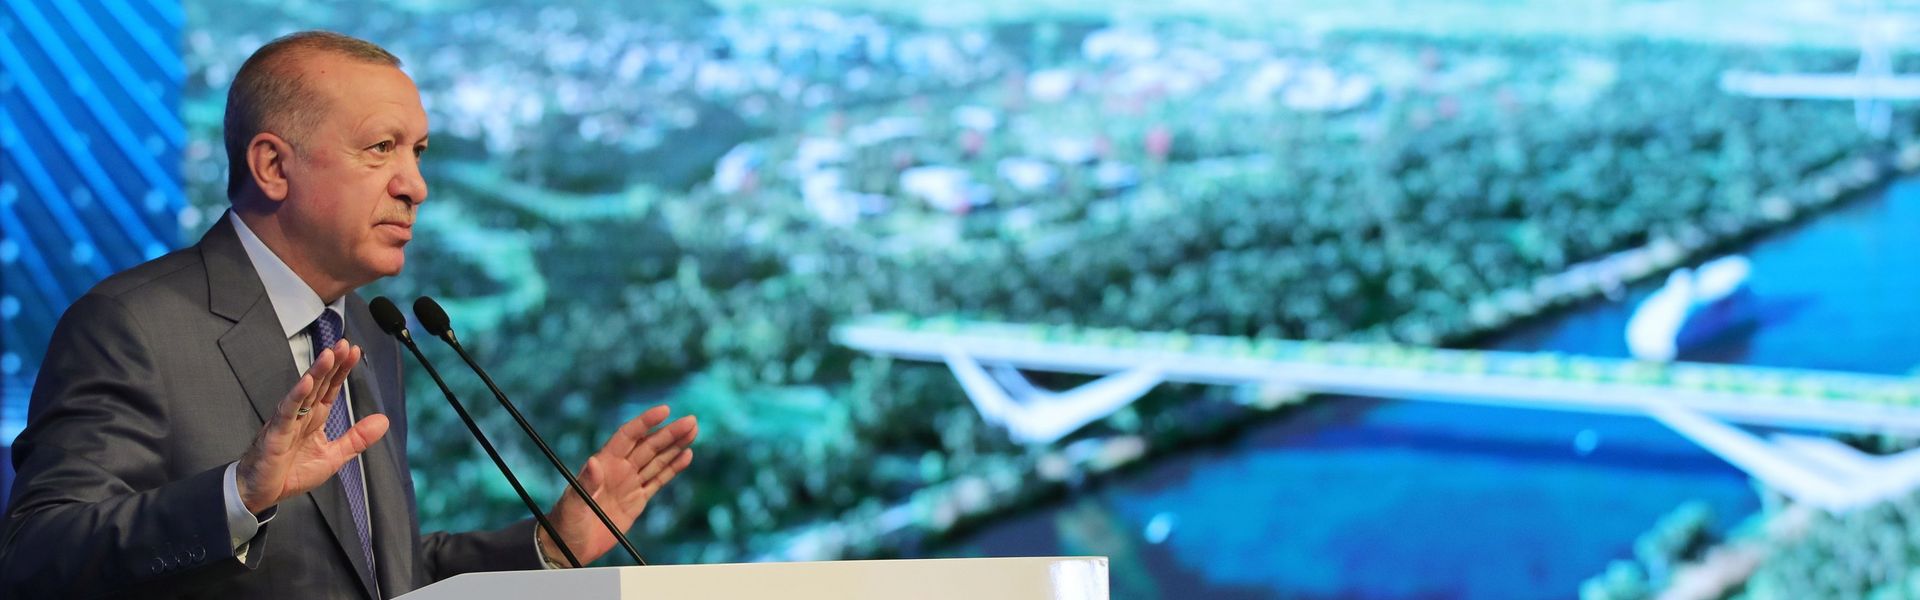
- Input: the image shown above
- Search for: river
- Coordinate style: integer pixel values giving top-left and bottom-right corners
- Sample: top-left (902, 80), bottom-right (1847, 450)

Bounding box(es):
top-left (928, 176), bottom-right (1920, 599)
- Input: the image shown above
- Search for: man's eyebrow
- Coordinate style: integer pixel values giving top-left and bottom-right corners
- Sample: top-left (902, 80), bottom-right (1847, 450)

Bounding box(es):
top-left (366, 123), bottom-right (427, 143)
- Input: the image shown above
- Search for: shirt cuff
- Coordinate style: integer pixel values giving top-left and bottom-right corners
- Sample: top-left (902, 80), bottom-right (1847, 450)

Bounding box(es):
top-left (534, 529), bottom-right (566, 570)
top-left (223, 462), bottom-right (276, 557)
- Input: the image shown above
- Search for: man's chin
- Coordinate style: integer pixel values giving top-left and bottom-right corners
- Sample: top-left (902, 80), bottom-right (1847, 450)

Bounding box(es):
top-left (362, 251), bottom-right (406, 281)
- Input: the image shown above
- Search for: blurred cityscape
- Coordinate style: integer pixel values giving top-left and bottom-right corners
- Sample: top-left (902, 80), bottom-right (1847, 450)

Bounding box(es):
top-left (10, 0), bottom-right (1920, 597)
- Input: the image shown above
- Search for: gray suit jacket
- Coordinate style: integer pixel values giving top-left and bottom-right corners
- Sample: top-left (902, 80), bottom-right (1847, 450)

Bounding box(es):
top-left (1, 217), bottom-right (542, 599)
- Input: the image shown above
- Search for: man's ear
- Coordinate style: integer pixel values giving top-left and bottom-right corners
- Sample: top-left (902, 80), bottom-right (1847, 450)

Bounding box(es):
top-left (246, 132), bottom-right (295, 202)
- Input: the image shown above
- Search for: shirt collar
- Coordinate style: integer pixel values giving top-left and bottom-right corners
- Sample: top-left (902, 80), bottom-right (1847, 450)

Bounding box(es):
top-left (228, 211), bottom-right (348, 340)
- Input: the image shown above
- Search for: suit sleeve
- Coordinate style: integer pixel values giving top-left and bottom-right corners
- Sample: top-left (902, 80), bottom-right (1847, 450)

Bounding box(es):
top-left (420, 518), bottom-right (545, 580)
top-left (1, 294), bottom-right (261, 598)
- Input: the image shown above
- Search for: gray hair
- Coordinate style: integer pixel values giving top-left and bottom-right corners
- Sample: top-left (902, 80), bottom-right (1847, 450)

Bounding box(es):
top-left (223, 30), bottom-right (402, 201)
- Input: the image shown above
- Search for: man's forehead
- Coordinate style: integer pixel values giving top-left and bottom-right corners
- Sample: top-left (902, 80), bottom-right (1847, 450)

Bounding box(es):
top-left (296, 57), bottom-right (416, 98)
top-left (275, 49), bottom-right (398, 82)
top-left (288, 53), bottom-right (426, 131)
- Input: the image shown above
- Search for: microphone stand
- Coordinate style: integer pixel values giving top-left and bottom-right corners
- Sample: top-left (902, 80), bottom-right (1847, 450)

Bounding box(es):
top-left (370, 299), bottom-right (582, 567)
top-left (415, 298), bottom-right (648, 566)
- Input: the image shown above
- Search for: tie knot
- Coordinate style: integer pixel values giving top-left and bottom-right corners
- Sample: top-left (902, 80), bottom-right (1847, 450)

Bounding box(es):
top-left (310, 308), bottom-right (344, 357)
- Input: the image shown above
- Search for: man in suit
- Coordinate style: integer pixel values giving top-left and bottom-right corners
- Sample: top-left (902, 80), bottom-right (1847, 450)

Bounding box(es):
top-left (0, 31), bottom-right (699, 598)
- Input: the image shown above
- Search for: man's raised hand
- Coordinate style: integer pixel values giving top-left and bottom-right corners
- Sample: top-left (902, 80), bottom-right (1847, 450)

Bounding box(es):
top-left (540, 405), bottom-right (698, 565)
top-left (235, 339), bottom-right (389, 514)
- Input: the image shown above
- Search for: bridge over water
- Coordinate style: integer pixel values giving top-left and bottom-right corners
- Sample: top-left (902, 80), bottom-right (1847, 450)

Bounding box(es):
top-left (835, 315), bottom-right (1920, 512)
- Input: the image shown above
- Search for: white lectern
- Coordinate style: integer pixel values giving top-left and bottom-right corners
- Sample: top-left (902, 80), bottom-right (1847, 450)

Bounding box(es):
top-left (398, 556), bottom-right (1109, 599)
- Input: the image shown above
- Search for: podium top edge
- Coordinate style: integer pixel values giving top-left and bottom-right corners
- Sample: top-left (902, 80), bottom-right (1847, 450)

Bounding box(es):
top-left (612, 556), bottom-right (1110, 568)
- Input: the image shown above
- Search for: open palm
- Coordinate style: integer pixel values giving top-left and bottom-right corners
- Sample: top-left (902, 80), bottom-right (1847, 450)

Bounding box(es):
top-left (236, 341), bottom-right (390, 514)
top-left (542, 405), bottom-right (698, 564)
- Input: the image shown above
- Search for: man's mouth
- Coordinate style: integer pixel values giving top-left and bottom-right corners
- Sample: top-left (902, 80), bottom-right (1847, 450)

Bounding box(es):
top-left (376, 221), bottom-right (413, 240)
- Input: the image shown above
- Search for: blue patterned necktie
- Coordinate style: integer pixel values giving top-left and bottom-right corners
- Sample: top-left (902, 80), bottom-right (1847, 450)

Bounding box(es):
top-left (310, 308), bottom-right (376, 576)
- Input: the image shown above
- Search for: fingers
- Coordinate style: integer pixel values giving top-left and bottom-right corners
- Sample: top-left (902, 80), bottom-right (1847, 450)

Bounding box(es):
top-left (261, 342), bottom-right (347, 450)
top-left (633, 438), bottom-right (692, 490)
top-left (562, 410), bottom-right (698, 517)
top-left (291, 349), bottom-right (335, 428)
top-left (609, 447), bottom-right (691, 514)
top-left (614, 416), bottom-right (694, 492)
top-left (238, 340), bottom-right (360, 514)
top-left (636, 449), bottom-right (692, 498)
top-left (632, 419), bottom-right (694, 475)
top-left (273, 367), bottom-right (319, 427)
top-left (301, 342), bottom-right (361, 433)
top-left (623, 415), bottom-right (697, 467)
top-left (581, 456), bottom-right (605, 496)
top-left (295, 344), bottom-right (338, 410)
top-left (320, 343), bottom-right (359, 403)
top-left (324, 413), bottom-right (390, 460)
top-left (664, 449), bottom-right (691, 483)
top-left (283, 344), bottom-right (337, 422)
top-left (599, 405), bottom-right (672, 460)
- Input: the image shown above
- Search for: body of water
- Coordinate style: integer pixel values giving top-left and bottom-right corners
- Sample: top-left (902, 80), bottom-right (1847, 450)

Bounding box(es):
top-left (933, 176), bottom-right (1920, 599)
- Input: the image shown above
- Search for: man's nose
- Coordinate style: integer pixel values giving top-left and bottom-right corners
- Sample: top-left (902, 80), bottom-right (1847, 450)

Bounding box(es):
top-left (389, 156), bottom-right (428, 205)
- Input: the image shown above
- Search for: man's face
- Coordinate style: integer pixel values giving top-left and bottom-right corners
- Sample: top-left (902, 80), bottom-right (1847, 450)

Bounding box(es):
top-left (279, 54), bottom-right (429, 288)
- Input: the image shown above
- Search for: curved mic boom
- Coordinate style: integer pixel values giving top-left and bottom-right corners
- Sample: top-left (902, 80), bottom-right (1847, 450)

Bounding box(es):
top-left (368, 297), bottom-right (582, 568)
top-left (411, 296), bottom-right (648, 566)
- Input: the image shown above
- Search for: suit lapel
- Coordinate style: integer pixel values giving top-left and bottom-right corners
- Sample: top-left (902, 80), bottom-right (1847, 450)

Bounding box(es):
top-left (203, 216), bottom-right (383, 599)
top-left (334, 366), bottom-right (386, 598)
top-left (206, 216), bottom-right (294, 428)
top-left (307, 418), bottom-right (381, 599)
top-left (217, 298), bottom-right (299, 428)
top-left (347, 298), bottom-right (419, 595)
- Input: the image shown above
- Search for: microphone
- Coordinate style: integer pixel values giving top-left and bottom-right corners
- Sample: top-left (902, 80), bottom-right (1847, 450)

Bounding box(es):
top-left (412, 296), bottom-right (648, 566)
top-left (367, 297), bottom-right (582, 568)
